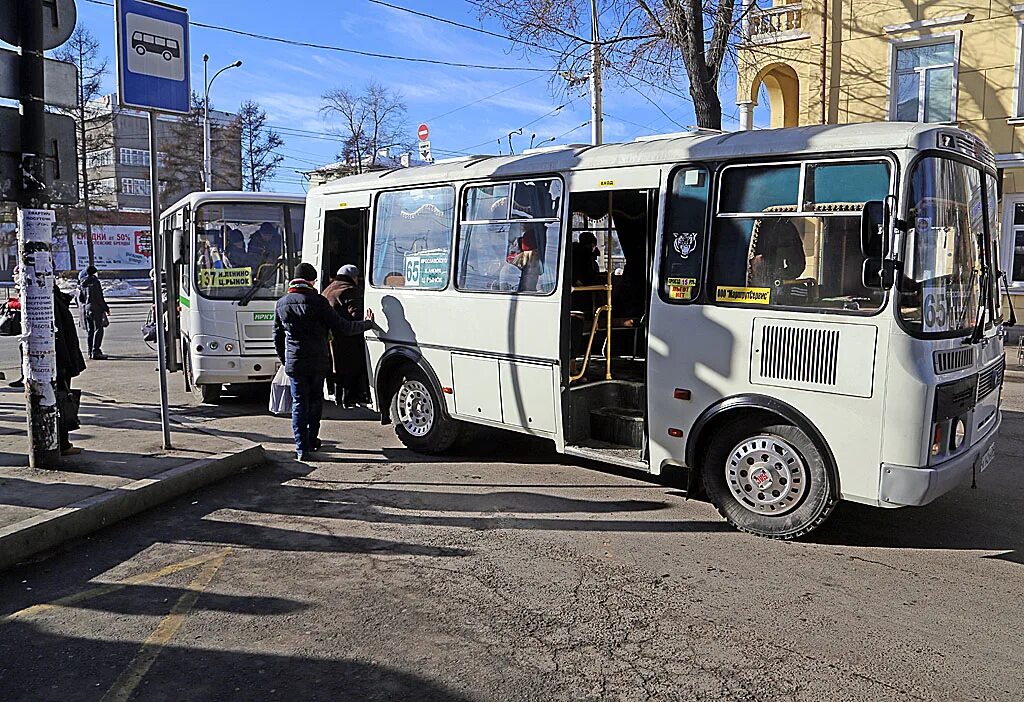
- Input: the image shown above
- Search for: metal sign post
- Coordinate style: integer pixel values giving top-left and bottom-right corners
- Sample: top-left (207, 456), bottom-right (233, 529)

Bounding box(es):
top-left (116, 0), bottom-right (191, 450)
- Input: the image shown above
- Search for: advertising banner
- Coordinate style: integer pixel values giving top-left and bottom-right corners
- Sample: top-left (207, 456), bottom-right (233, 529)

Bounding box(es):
top-left (52, 225), bottom-right (153, 271)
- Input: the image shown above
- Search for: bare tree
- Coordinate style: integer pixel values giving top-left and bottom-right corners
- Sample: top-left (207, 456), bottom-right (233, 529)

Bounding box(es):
top-left (238, 100), bottom-right (284, 192)
top-left (321, 83), bottom-right (410, 173)
top-left (53, 25), bottom-right (116, 267)
top-left (161, 92), bottom-right (241, 207)
top-left (477, 0), bottom-right (747, 130)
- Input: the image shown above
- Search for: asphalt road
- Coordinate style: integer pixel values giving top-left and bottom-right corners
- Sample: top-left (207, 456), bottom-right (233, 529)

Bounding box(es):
top-left (0, 302), bottom-right (1022, 701)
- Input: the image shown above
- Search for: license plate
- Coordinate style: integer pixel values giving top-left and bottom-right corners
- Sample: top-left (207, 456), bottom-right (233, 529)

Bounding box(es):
top-left (253, 312), bottom-right (274, 322)
top-left (978, 443), bottom-right (997, 473)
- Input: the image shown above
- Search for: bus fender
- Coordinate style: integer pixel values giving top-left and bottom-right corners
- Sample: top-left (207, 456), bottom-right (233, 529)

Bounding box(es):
top-left (684, 394), bottom-right (839, 496)
top-left (374, 347), bottom-right (449, 426)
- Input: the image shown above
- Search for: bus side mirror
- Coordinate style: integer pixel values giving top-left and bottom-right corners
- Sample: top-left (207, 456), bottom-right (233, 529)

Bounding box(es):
top-left (861, 200), bottom-right (886, 257)
top-left (171, 229), bottom-right (184, 264)
top-left (862, 257), bottom-right (895, 289)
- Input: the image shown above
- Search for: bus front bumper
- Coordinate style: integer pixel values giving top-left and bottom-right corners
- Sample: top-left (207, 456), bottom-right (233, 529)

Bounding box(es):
top-left (878, 413), bottom-right (1001, 507)
top-left (194, 354), bottom-right (280, 385)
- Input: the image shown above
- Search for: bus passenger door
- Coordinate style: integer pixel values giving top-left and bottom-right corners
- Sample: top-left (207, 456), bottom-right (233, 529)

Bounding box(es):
top-left (321, 207), bottom-right (369, 288)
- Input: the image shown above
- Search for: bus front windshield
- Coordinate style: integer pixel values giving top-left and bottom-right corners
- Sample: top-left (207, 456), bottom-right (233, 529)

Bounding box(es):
top-left (900, 157), bottom-right (998, 336)
top-left (194, 203), bottom-right (300, 300)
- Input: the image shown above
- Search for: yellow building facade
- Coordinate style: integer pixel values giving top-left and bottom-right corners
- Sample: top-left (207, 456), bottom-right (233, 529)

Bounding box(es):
top-left (737, 0), bottom-right (1024, 314)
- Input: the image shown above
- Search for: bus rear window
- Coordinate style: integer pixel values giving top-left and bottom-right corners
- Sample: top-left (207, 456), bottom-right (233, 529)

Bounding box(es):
top-left (372, 186), bottom-right (454, 289)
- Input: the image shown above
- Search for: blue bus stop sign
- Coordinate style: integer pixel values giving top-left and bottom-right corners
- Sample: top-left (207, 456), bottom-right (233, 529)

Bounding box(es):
top-left (115, 0), bottom-right (190, 114)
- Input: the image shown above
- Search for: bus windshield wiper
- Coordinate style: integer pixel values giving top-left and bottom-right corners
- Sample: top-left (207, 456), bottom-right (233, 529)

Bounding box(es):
top-left (965, 266), bottom-right (991, 345)
top-left (237, 257), bottom-right (284, 307)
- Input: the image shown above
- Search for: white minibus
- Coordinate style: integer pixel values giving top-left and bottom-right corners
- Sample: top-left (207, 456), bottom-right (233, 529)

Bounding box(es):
top-left (304, 124), bottom-right (1007, 538)
top-left (161, 191), bottom-right (305, 402)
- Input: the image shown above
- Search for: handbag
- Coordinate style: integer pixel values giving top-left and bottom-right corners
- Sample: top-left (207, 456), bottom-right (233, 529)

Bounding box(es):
top-left (141, 322), bottom-right (157, 342)
top-left (268, 366), bottom-right (292, 415)
top-left (100, 313), bottom-right (110, 328)
top-left (0, 302), bottom-right (20, 337)
top-left (56, 388), bottom-right (82, 431)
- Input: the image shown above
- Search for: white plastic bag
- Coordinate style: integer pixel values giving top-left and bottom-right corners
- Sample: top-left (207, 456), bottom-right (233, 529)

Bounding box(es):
top-left (269, 366), bottom-right (292, 415)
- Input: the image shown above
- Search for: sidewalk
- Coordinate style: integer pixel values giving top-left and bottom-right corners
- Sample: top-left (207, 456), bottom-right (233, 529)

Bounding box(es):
top-left (0, 386), bottom-right (264, 570)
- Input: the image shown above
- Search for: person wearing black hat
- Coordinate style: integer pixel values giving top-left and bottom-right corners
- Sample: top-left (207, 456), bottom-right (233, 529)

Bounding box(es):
top-left (274, 262), bottom-right (374, 460)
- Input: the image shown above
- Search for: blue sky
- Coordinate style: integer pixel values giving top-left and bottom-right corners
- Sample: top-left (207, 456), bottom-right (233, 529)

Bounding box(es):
top-left (65, 0), bottom-right (747, 194)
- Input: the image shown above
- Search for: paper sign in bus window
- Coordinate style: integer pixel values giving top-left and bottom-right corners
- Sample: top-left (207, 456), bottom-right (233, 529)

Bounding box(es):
top-left (404, 249), bottom-right (448, 288)
top-left (716, 286), bottom-right (771, 304)
top-left (667, 277), bottom-right (697, 300)
top-left (198, 267), bottom-right (252, 288)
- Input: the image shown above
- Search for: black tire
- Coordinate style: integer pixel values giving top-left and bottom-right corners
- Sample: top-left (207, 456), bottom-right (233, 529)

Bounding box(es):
top-left (702, 418), bottom-right (836, 539)
top-left (389, 365), bottom-right (459, 454)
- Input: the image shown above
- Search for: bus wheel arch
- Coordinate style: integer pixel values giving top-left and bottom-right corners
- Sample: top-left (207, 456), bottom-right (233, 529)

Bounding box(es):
top-left (686, 396), bottom-right (840, 538)
top-left (377, 351), bottom-right (460, 454)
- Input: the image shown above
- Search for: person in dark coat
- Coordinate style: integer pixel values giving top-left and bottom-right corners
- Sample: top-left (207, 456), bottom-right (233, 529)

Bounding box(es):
top-left (274, 262), bottom-right (374, 460)
top-left (54, 285), bottom-right (87, 455)
top-left (78, 266), bottom-right (109, 359)
top-left (322, 264), bottom-right (371, 408)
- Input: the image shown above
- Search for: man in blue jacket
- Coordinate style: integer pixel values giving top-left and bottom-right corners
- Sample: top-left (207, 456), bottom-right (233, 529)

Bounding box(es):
top-left (274, 262), bottom-right (373, 460)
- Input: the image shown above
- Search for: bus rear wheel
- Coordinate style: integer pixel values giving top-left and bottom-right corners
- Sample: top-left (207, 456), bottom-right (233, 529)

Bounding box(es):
top-left (390, 366), bottom-right (459, 454)
top-left (702, 418), bottom-right (836, 539)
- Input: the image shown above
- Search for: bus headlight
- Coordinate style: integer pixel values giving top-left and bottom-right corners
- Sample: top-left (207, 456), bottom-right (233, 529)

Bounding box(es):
top-left (209, 341), bottom-right (219, 350)
top-left (950, 417), bottom-right (967, 451)
top-left (225, 343), bottom-right (234, 352)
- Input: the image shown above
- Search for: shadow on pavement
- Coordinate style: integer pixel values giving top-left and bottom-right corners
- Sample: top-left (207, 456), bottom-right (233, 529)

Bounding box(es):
top-left (61, 583), bottom-right (309, 617)
top-left (0, 621), bottom-right (479, 702)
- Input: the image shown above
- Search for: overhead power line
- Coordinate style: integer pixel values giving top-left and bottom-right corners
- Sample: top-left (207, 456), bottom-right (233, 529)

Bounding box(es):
top-left (367, 0), bottom-right (549, 51)
top-left (84, 0), bottom-right (550, 72)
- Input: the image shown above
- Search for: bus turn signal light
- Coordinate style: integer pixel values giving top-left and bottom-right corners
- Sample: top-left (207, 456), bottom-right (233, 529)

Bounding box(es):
top-left (673, 388), bottom-right (691, 401)
top-left (668, 428), bottom-right (684, 438)
top-left (442, 387), bottom-right (454, 394)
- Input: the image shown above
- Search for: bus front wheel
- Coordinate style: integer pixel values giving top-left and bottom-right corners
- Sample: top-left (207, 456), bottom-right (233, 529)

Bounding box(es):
top-left (702, 418), bottom-right (836, 539)
top-left (390, 366), bottom-right (459, 454)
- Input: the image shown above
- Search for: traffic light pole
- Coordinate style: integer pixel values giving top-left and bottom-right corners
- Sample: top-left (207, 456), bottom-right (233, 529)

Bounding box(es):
top-left (18, 0), bottom-right (61, 467)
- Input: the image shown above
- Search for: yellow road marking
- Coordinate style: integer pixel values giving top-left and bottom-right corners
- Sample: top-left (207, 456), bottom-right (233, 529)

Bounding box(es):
top-left (99, 548), bottom-right (231, 702)
top-left (3, 548), bottom-right (231, 624)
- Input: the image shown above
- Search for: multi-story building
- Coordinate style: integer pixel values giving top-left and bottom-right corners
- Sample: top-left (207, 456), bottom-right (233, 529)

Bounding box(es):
top-left (736, 0), bottom-right (1024, 315)
top-left (84, 94), bottom-right (242, 212)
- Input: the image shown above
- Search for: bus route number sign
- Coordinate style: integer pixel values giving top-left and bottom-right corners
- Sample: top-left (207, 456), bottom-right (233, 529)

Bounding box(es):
top-left (198, 267), bottom-right (252, 288)
top-left (404, 250), bottom-right (447, 288)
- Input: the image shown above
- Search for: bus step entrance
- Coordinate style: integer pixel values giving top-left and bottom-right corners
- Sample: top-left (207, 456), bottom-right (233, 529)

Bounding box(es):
top-left (590, 406), bottom-right (644, 448)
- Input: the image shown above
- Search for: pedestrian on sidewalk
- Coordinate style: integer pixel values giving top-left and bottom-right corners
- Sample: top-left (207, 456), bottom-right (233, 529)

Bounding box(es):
top-left (54, 284), bottom-right (87, 455)
top-left (274, 263), bottom-right (374, 461)
top-left (78, 266), bottom-right (109, 360)
top-left (322, 264), bottom-right (371, 408)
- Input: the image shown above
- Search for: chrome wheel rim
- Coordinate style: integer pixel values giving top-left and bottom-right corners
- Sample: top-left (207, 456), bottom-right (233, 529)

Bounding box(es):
top-left (397, 380), bottom-right (433, 437)
top-left (726, 435), bottom-right (809, 516)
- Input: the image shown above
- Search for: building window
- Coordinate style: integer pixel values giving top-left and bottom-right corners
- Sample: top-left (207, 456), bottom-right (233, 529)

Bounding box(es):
top-left (1007, 201), bottom-right (1024, 284)
top-left (121, 178), bottom-right (151, 196)
top-left (891, 38), bottom-right (957, 123)
top-left (87, 149), bottom-right (114, 168)
top-left (119, 148), bottom-right (150, 166)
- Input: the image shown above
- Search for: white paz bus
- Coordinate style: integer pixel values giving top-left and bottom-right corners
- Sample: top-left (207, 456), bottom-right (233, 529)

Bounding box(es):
top-left (160, 191), bottom-right (305, 402)
top-left (304, 123), bottom-right (1008, 538)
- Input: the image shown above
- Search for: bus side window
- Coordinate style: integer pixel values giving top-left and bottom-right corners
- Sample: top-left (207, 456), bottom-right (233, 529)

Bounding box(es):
top-left (660, 166), bottom-right (710, 303)
top-left (372, 186), bottom-right (454, 289)
top-left (456, 179), bottom-right (562, 294)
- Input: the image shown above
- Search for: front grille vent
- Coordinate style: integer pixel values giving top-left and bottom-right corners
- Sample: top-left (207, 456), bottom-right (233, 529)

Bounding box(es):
top-left (934, 347), bottom-right (974, 375)
top-left (977, 358), bottom-right (1005, 400)
top-left (760, 325), bottom-right (839, 386)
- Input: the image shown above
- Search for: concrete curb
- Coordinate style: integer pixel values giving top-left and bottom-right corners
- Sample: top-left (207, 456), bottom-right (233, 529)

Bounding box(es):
top-left (0, 443), bottom-right (265, 571)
